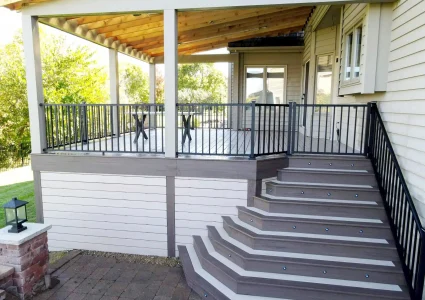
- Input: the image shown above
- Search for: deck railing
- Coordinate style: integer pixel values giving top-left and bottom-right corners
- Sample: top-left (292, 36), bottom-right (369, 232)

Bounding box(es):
top-left (44, 103), bottom-right (164, 153)
top-left (176, 102), bottom-right (290, 157)
top-left (367, 103), bottom-right (425, 299)
top-left (290, 103), bottom-right (369, 155)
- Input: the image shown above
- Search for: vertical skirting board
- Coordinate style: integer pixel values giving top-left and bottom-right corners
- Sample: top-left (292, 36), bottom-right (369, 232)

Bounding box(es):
top-left (166, 176), bottom-right (176, 257)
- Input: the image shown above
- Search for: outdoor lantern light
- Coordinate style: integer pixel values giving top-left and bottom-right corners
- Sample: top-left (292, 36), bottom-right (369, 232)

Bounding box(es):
top-left (2, 197), bottom-right (28, 233)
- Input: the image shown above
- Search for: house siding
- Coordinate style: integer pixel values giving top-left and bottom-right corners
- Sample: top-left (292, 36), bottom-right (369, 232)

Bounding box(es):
top-left (338, 0), bottom-right (425, 222)
top-left (174, 177), bottom-right (248, 256)
top-left (40, 172), bottom-right (168, 256)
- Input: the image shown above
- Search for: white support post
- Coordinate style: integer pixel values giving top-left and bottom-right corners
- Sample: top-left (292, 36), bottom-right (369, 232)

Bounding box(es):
top-left (22, 15), bottom-right (46, 154)
top-left (109, 48), bottom-right (120, 136)
top-left (164, 9), bottom-right (178, 158)
top-left (149, 63), bottom-right (156, 127)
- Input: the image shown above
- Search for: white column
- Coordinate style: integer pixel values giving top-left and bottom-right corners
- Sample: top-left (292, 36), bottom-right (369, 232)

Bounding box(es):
top-left (149, 63), bottom-right (156, 104)
top-left (22, 15), bottom-right (46, 154)
top-left (164, 9), bottom-right (178, 158)
top-left (109, 48), bottom-right (120, 136)
top-left (149, 63), bottom-right (157, 128)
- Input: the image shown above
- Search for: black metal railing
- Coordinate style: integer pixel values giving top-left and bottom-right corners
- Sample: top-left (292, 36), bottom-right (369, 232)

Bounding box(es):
top-left (367, 103), bottom-right (425, 299)
top-left (290, 103), bottom-right (368, 155)
top-left (0, 142), bottom-right (31, 173)
top-left (176, 102), bottom-right (290, 157)
top-left (44, 103), bottom-right (164, 153)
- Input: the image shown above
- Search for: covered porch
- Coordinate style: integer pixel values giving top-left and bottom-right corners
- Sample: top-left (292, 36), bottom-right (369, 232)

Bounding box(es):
top-left (18, 3), bottom-right (368, 158)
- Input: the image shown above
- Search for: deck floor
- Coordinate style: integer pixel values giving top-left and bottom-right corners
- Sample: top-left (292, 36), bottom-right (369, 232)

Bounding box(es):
top-left (53, 128), bottom-right (356, 156)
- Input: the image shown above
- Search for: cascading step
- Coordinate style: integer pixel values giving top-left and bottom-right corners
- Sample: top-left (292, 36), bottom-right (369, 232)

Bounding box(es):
top-left (207, 226), bottom-right (406, 285)
top-left (192, 235), bottom-right (409, 300)
top-left (237, 206), bottom-right (393, 239)
top-left (223, 216), bottom-right (399, 261)
top-left (253, 195), bottom-right (387, 220)
top-left (288, 155), bottom-right (373, 171)
top-left (265, 180), bottom-right (381, 201)
top-left (277, 168), bottom-right (377, 187)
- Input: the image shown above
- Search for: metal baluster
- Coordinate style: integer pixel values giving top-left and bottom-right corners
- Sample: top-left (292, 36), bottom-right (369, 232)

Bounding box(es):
top-left (317, 105), bottom-right (321, 152)
top-left (346, 106), bottom-right (351, 153)
top-left (338, 106), bottom-right (343, 153)
top-left (310, 105), bottom-right (314, 153)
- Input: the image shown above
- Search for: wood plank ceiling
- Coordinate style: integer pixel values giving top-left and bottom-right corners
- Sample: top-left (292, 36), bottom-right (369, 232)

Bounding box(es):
top-left (2, 1), bottom-right (312, 59)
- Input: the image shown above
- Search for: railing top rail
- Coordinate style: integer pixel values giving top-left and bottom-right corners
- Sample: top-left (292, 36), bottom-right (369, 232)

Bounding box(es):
top-left (254, 103), bottom-right (290, 107)
top-left (297, 103), bottom-right (368, 107)
top-left (176, 103), bottom-right (251, 107)
top-left (374, 106), bottom-right (424, 231)
top-left (42, 103), bottom-right (165, 107)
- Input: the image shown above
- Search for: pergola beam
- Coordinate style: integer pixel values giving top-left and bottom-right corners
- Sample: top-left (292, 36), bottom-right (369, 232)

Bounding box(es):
top-left (39, 17), bottom-right (152, 63)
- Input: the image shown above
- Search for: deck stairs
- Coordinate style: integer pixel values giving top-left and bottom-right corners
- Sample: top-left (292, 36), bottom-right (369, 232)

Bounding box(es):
top-left (178, 155), bottom-right (410, 300)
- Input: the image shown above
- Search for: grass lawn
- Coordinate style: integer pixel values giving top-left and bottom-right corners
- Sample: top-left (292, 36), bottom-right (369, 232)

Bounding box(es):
top-left (0, 181), bottom-right (36, 229)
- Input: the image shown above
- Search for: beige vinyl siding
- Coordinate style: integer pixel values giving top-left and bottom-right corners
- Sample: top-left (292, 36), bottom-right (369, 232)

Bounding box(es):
top-left (303, 30), bottom-right (312, 63)
top-left (41, 172), bottom-right (168, 256)
top-left (346, 0), bottom-right (425, 222)
top-left (175, 177), bottom-right (247, 256)
top-left (243, 52), bottom-right (302, 103)
top-left (315, 26), bottom-right (337, 55)
top-left (310, 5), bottom-right (330, 30)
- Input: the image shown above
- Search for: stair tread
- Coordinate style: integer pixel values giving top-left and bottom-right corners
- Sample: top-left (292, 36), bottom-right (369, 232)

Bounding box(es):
top-left (181, 245), bottom-right (287, 300)
top-left (198, 235), bottom-right (405, 292)
top-left (212, 226), bottom-right (396, 266)
top-left (268, 180), bottom-right (375, 189)
top-left (239, 206), bottom-right (387, 226)
top-left (256, 195), bottom-right (385, 209)
top-left (281, 168), bottom-right (373, 175)
top-left (259, 194), bottom-right (382, 206)
top-left (291, 155), bottom-right (370, 161)
top-left (225, 216), bottom-right (392, 246)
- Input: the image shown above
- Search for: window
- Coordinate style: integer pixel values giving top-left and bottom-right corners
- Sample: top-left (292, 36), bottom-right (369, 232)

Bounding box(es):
top-left (245, 66), bottom-right (286, 104)
top-left (315, 55), bottom-right (333, 105)
top-left (344, 23), bottom-right (363, 83)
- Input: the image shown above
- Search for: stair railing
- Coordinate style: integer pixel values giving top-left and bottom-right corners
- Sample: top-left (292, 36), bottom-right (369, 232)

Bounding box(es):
top-left (366, 102), bottom-right (425, 300)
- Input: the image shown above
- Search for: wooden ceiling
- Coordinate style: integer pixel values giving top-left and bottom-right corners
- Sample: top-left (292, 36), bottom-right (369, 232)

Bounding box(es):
top-left (2, 1), bottom-right (312, 60)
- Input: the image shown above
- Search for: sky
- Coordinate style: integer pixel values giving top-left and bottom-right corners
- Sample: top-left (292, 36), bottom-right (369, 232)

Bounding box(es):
top-left (0, 8), bottom-right (228, 77)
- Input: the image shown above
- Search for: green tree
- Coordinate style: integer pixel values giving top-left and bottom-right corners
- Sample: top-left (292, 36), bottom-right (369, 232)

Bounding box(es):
top-left (0, 30), bottom-right (108, 169)
top-left (120, 64), bottom-right (150, 103)
top-left (178, 63), bottom-right (227, 103)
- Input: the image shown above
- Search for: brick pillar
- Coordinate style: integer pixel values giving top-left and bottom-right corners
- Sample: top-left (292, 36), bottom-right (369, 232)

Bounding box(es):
top-left (0, 223), bottom-right (51, 299)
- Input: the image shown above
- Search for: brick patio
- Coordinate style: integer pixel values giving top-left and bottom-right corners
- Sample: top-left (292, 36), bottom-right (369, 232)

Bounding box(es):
top-left (33, 254), bottom-right (201, 300)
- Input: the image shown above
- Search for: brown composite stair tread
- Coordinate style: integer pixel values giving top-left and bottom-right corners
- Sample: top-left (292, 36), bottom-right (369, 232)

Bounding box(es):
top-left (254, 196), bottom-right (387, 219)
top-left (237, 206), bottom-right (393, 239)
top-left (288, 155), bottom-right (374, 170)
top-left (223, 216), bottom-right (399, 261)
top-left (207, 226), bottom-right (406, 285)
top-left (265, 180), bottom-right (381, 201)
top-left (191, 236), bottom-right (410, 300)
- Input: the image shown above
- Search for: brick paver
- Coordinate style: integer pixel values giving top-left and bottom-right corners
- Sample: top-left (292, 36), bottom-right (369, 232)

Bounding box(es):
top-left (34, 254), bottom-right (201, 300)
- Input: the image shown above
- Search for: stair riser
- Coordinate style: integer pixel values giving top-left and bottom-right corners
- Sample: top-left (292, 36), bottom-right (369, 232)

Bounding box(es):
top-left (254, 198), bottom-right (387, 220)
top-left (238, 210), bottom-right (393, 239)
top-left (265, 183), bottom-right (382, 201)
top-left (289, 157), bottom-right (373, 171)
top-left (209, 235), bottom-right (406, 285)
top-left (178, 246), bottom-right (230, 300)
top-left (277, 171), bottom-right (377, 187)
top-left (224, 224), bottom-right (399, 261)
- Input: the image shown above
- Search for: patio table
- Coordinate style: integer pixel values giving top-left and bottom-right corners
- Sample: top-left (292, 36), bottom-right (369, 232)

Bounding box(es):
top-left (131, 111), bottom-right (163, 143)
top-left (178, 111), bottom-right (202, 144)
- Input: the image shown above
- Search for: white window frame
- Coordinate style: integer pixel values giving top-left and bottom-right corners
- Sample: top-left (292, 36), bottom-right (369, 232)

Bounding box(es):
top-left (342, 20), bottom-right (364, 85)
top-left (244, 65), bottom-right (288, 104)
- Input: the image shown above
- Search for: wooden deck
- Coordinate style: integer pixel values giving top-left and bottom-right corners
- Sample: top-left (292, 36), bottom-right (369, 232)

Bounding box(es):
top-left (52, 127), bottom-right (357, 156)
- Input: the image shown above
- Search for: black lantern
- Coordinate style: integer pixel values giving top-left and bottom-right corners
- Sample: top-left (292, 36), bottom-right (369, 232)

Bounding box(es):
top-left (3, 197), bottom-right (28, 233)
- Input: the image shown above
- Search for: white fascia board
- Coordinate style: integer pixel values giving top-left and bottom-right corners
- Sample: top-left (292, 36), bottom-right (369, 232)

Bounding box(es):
top-left (22, 0), bottom-right (393, 17)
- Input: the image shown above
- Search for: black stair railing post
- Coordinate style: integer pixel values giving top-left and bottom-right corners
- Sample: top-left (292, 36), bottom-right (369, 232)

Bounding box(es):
top-left (249, 101), bottom-right (256, 160)
top-left (81, 102), bottom-right (88, 144)
top-left (366, 102), bottom-right (377, 158)
top-left (287, 102), bottom-right (294, 155)
top-left (415, 229), bottom-right (425, 300)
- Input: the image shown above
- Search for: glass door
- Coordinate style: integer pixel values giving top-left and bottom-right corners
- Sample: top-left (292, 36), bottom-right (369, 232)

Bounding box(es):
top-left (245, 66), bottom-right (286, 104)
